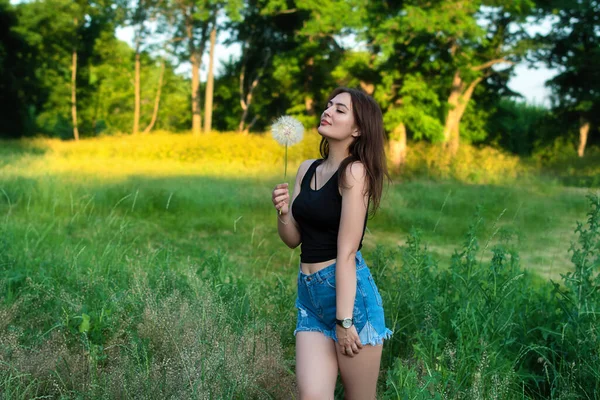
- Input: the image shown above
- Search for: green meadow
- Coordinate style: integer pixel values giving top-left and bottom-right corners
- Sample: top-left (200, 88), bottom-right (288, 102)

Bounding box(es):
top-left (1, 132), bottom-right (599, 399)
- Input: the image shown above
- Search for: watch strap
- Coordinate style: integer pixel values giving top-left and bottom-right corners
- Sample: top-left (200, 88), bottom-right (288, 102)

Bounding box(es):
top-left (336, 317), bottom-right (354, 328)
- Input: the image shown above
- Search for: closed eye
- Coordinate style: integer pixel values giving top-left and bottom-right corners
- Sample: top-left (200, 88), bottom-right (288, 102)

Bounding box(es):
top-left (325, 101), bottom-right (349, 113)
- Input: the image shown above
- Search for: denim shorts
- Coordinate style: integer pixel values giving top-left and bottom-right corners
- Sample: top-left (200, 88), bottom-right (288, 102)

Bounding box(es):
top-left (294, 251), bottom-right (393, 346)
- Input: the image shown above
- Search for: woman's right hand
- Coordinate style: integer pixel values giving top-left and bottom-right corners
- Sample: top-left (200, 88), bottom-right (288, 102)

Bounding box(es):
top-left (272, 183), bottom-right (290, 214)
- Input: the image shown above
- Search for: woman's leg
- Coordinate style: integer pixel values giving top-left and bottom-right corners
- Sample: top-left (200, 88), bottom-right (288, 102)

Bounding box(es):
top-left (296, 331), bottom-right (338, 400)
top-left (336, 343), bottom-right (383, 400)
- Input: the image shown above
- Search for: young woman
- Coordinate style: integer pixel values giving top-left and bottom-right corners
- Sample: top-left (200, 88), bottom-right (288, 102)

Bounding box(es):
top-left (271, 87), bottom-right (393, 399)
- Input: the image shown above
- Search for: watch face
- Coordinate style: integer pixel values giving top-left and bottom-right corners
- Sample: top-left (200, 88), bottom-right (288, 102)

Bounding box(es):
top-left (342, 319), bottom-right (352, 328)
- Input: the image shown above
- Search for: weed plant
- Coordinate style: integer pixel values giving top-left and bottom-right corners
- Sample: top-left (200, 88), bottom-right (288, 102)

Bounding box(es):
top-left (0, 188), bottom-right (295, 399)
top-left (381, 193), bottom-right (600, 399)
top-left (0, 133), bottom-right (598, 398)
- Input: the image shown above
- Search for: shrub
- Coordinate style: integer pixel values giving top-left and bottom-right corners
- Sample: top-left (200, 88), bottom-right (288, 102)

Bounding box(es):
top-left (381, 193), bottom-right (600, 399)
top-left (400, 141), bottom-right (527, 184)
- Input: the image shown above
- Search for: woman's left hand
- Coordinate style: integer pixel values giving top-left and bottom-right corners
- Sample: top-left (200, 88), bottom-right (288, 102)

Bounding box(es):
top-left (336, 325), bottom-right (363, 357)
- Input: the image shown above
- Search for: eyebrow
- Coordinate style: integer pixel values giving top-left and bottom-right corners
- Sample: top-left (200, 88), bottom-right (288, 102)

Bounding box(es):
top-left (327, 101), bottom-right (349, 109)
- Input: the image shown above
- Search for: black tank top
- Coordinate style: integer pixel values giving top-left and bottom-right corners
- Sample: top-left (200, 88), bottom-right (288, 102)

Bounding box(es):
top-left (292, 159), bottom-right (367, 263)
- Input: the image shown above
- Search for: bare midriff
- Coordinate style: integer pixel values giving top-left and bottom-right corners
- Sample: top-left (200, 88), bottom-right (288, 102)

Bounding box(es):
top-left (301, 258), bottom-right (337, 275)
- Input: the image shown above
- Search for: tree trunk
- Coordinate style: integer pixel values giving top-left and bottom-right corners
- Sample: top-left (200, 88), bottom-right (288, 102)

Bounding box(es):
top-left (191, 51), bottom-right (201, 136)
top-left (188, 16), bottom-right (210, 136)
top-left (71, 20), bottom-right (79, 141)
top-left (203, 24), bottom-right (217, 134)
top-left (443, 71), bottom-right (463, 146)
top-left (92, 83), bottom-right (101, 134)
top-left (443, 70), bottom-right (483, 156)
top-left (304, 56), bottom-right (315, 115)
top-left (238, 48), bottom-right (270, 133)
top-left (578, 116), bottom-right (590, 157)
top-left (186, 15), bottom-right (207, 136)
top-left (448, 123), bottom-right (460, 157)
top-left (389, 122), bottom-right (407, 171)
top-left (133, 50), bottom-right (141, 135)
top-left (246, 115), bottom-right (259, 132)
top-left (238, 63), bottom-right (251, 133)
top-left (238, 69), bottom-right (264, 133)
top-left (143, 60), bottom-right (165, 134)
top-left (360, 81), bottom-right (375, 95)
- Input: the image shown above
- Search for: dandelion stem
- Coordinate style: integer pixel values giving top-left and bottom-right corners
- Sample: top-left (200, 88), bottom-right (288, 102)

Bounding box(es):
top-left (284, 143), bottom-right (288, 179)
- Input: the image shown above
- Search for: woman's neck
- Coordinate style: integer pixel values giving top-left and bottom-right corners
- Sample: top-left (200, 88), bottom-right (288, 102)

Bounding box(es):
top-left (323, 140), bottom-right (350, 170)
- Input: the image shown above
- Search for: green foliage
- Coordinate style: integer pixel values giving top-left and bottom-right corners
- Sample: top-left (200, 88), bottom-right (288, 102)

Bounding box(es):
top-left (0, 151), bottom-right (297, 396)
top-left (487, 99), bottom-right (554, 156)
top-left (91, 35), bottom-right (191, 134)
top-left (381, 215), bottom-right (528, 398)
top-left (382, 194), bottom-right (600, 398)
top-left (382, 74), bottom-right (445, 142)
top-left (10, 0), bottom-right (76, 137)
top-left (1, 0), bottom-right (589, 163)
top-left (363, 1), bottom-right (447, 143)
top-left (0, 134), bottom-right (598, 397)
top-left (0, 0), bottom-right (38, 136)
top-left (401, 141), bottom-right (526, 184)
top-left (547, 193), bottom-right (600, 396)
top-left (537, 0), bottom-right (600, 135)
top-left (10, 0), bottom-right (130, 138)
top-left (531, 137), bottom-right (600, 188)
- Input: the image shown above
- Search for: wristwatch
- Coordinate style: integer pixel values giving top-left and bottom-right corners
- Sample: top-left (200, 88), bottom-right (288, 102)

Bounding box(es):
top-left (336, 317), bottom-right (353, 329)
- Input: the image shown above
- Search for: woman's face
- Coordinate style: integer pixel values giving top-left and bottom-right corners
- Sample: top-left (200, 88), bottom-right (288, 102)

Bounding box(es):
top-left (317, 92), bottom-right (360, 142)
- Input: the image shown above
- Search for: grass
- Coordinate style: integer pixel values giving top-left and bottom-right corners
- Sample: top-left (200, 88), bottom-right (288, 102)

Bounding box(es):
top-left (0, 132), bottom-right (598, 398)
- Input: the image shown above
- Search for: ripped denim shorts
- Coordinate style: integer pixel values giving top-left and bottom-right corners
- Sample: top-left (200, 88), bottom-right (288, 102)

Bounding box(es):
top-left (294, 251), bottom-right (393, 346)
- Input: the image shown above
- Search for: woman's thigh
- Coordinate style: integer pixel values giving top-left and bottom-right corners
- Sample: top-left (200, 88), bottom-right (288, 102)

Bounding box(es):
top-left (296, 331), bottom-right (338, 400)
top-left (336, 343), bottom-right (383, 400)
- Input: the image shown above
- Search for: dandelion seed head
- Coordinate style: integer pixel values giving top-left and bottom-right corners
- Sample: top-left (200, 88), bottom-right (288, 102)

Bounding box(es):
top-left (271, 116), bottom-right (304, 146)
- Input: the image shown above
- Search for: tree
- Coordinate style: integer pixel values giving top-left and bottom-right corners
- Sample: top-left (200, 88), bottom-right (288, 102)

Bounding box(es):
top-left (352, 0), bottom-right (447, 169)
top-left (348, 0), bottom-right (535, 168)
top-left (0, 0), bottom-right (38, 137)
top-left (143, 58), bottom-right (166, 133)
top-left (203, 20), bottom-right (217, 133)
top-left (15, 0), bottom-right (76, 137)
top-left (91, 34), bottom-right (189, 134)
top-left (431, 0), bottom-right (534, 156)
top-left (486, 98), bottom-right (553, 155)
top-left (228, 0), bottom-right (363, 132)
top-left (71, 0), bottom-right (123, 140)
top-left (159, 0), bottom-right (240, 136)
top-left (13, 0), bottom-right (123, 139)
top-left (287, 0), bottom-right (364, 117)
top-left (229, 0), bottom-right (299, 133)
top-left (537, 0), bottom-right (600, 157)
top-left (71, 11), bottom-right (80, 140)
top-left (124, 0), bottom-right (160, 135)
top-left (158, 0), bottom-right (211, 136)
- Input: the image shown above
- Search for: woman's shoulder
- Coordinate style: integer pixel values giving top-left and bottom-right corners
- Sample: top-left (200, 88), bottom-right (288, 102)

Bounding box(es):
top-left (297, 159), bottom-right (319, 177)
top-left (339, 161), bottom-right (367, 194)
top-left (342, 160), bottom-right (366, 182)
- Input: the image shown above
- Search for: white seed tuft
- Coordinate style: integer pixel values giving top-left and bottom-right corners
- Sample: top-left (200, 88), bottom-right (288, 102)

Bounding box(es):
top-left (271, 116), bottom-right (304, 146)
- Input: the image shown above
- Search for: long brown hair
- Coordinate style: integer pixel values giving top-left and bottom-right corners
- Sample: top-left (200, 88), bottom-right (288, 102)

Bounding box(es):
top-left (319, 87), bottom-right (389, 216)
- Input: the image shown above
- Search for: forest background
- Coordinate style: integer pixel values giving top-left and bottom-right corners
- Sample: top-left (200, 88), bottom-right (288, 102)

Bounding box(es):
top-left (1, 0), bottom-right (599, 162)
top-left (1, 0), bottom-right (600, 398)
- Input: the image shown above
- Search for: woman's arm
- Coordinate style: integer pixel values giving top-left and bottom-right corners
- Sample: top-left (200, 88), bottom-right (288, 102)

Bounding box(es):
top-left (336, 161), bottom-right (369, 355)
top-left (273, 159), bottom-right (314, 248)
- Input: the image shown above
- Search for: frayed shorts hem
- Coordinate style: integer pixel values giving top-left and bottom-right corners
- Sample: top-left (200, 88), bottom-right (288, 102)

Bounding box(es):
top-left (366, 328), bottom-right (393, 346)
top-left (293, 327), bottom-right (394, 347)
top-left (293, 327), bottom-right (337, 342)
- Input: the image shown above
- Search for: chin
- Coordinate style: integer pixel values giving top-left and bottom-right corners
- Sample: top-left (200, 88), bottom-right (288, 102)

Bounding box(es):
top-left (317, 125), bottom-right (331, 137)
